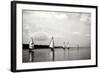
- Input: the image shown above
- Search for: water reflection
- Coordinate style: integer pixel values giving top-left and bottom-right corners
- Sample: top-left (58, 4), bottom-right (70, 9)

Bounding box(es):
top-left (23, 47), bottom-right (90, 63)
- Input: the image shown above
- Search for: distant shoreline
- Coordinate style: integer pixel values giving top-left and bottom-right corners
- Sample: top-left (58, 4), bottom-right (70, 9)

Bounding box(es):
top-left (23, 44), bottom-right (90, 49)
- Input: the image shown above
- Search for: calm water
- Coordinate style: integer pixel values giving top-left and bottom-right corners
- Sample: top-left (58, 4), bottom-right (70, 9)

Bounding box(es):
top-left (23, 47), bottom-right (91, 63)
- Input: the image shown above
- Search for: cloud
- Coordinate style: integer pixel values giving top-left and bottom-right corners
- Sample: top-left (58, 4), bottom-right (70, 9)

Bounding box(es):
top-left (72, 32), bottom-right (81, 35)
top-left (80, 14), bottom-right (90, 22)
top-left (85, 34), bottom-right (90, 37)
top-left (30, 32), bottom-right (50, 41)
top-left (54, 13), bottom-right (68, 19)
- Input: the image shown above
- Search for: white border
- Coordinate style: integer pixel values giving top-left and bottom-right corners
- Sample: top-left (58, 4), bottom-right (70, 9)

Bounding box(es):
top-left (16, 3), bottom-right (96, 70)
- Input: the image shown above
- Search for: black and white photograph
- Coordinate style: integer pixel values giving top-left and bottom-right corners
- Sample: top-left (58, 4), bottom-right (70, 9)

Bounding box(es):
top-left (22, 10), bottom-right (91, 63)
top-left (11, 1), bottom-right (97, 72)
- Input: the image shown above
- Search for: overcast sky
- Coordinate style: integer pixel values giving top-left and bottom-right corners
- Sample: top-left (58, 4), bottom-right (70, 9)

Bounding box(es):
top-left (22, 10), bottom-right (91, 47)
